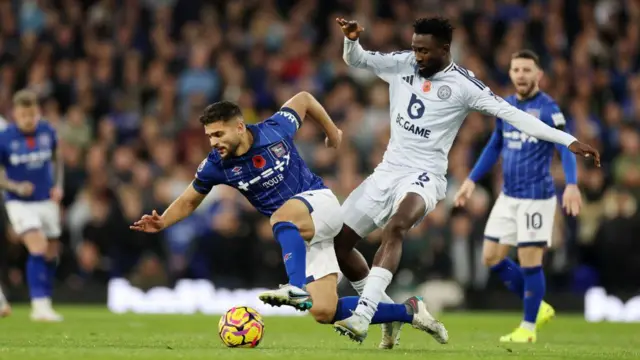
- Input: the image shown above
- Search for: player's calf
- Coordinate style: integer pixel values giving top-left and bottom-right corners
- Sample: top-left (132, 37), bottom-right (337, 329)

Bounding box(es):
top-left (270, 198), bottom-right (315, 289)
top-left (516, 246), bottom-right (546, 333)
top-left (22, 230), bottom-right (62, 322)
top-left (306, 274), bottom-right (339, 324)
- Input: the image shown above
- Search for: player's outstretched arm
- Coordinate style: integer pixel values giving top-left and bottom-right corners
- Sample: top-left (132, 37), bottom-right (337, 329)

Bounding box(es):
top-left (466, 87), bottom-right (600, 166)
top-left (282, 91), bottom-right (342, 149)
top-left (337, 17), bottom-right (413, 77)
top-left (454, 123), bottom-right (504, 207)
top-left (130, 184), bottom-right (206, 233)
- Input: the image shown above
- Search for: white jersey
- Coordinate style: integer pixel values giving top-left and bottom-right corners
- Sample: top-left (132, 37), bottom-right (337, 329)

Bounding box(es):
top-left (343, 38), bottom-right (577, 177)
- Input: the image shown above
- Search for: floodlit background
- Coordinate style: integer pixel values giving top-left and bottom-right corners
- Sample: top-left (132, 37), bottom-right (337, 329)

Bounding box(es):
top-left (0, 0), bottom-right (639, 315)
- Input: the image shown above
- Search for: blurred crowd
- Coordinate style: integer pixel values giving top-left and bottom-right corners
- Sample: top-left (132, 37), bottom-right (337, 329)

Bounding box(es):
top-left (1, 0), bottom-right (639, 297)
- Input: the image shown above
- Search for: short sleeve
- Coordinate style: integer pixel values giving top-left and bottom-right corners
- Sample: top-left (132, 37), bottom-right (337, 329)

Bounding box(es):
top-left (266, 107), bottom-right (302, 138)
top-left (192, 157), bottom-right (219, 195)
top-left (541, 102), bottom-right (567, 129)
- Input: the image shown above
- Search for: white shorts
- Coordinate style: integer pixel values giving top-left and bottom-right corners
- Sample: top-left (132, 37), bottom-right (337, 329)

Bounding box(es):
top-left (4, 200), bottom-right (61, 238)
top-left (342, 168), bottom-right (447, 237)
top-left (292, 188), bottom-right (342, 283)
top-left (484, 193), bottom-right (557, 247)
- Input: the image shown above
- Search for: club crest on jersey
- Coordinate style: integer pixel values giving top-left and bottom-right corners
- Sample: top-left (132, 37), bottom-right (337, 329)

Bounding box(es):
top-left (437, 85), bottom-right (452, 100)
top-left (422, 80), bottom-right (431, 93)
top-left (526, 108), bottom-right (541, 118)
top-left (269, 142), bottom-right (287, 158)
top-left (232, 166), bottom-right (242, 174)
top-left (38, 134), bottom-right (50, 147)
top-left (252, 155), bottom-right (266, 169)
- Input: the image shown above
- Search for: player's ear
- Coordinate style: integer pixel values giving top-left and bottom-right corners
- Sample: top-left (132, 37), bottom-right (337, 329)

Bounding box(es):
top-left (236, 120), bottom-right (245, 133)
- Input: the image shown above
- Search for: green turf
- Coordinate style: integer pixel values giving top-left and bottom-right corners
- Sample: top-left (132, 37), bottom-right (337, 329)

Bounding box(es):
top-left (0, 306), bottom-right (638, 359)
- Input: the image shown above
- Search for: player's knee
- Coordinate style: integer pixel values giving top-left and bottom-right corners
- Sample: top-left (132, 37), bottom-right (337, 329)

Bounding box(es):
top-left (22, 230), bottom-right (47, 255)
top-left (382, 217), bottom-right (411, 240)
top-left (482, 252), bottom-right (504, 267)
top-left (310, 305), bottom-right (336, 324)
top-left (517, 246), bottom-right (544, 267)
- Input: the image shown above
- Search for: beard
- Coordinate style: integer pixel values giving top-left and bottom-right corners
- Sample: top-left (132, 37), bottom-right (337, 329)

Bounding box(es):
top-left (516, 82), bottom-right (537, 98)
top-left (417, 61), bottom-right (444, 78)
top-left (418, 65), bottom-right (440, 78)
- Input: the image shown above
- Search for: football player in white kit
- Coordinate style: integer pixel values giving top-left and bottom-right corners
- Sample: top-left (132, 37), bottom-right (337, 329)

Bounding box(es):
top-left (0, 90), bottom-right (64, 321)
top-left (332, 17), bottom-right (600, 344)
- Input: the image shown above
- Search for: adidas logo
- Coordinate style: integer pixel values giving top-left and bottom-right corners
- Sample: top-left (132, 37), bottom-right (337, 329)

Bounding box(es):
top-left (403, 75), bottom-right (414, 85)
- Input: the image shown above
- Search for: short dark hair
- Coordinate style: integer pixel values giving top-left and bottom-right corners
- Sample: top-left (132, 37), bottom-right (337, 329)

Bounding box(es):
top-left (511, 50), bottom-right (541, 68)
top-left (199, 101), bottom-right (242, 125)
top-left (413, 17), bottom-right (454, 45)
top-left (13, 89), bottom-right (38, 107)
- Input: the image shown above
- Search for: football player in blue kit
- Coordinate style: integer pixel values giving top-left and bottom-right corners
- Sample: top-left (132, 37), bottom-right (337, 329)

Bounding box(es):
top-left (0, 90), bottom-right (64, 321)
top-left (454, 50), bottom-right (585, 343)
top-left (131, 92), bottom-right (441, 334)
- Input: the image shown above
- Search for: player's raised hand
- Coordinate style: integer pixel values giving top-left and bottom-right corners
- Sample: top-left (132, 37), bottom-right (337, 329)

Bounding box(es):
top-left (562, 184), bottom-right (582, 216)
top-left (13, 181), bottom-right (34, 197)
top-left (325, 128), bottom-right (343, 149)
top-left (336, 18), bottom-right (364, 40)
top-left (568, 141), bottom-right (601, 167)
top-left (454, 179), bottom-right (476, 207)
top-left (130, 210), bottom-right (165, 233)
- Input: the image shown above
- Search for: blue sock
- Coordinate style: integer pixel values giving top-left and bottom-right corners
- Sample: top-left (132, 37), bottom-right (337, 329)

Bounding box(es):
top-left (332, 296), bottom-right (413, 324)
top-left (26, 255), bottom-right (49, 299)
top-left (522, 266), bottom-right (545, 324)
top-left (46, 259), bottom-right (57, 297)
top-left (491, 258), bottom-right (525, 299)
top-left (272, 222), bottom-right (307, 288)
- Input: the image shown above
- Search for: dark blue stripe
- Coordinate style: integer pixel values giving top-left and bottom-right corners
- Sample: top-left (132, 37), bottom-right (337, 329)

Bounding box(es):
top-left (454, 66), bottom-right (486, 90)
top-left (484, 235), bottom-right (500, 242)
top-left (281, 107), bottom-right (302, 128)
top-left (292, 196), bottom-right (313, 214)
top-left (304, 275), bottom-right (315, 285)
top-left (518, 241), bottom-right (548, 248)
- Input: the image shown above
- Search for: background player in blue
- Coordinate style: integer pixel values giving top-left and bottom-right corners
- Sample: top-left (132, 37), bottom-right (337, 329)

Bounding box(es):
top-left (0, 90), bottom-right (64, 321)
top-left (130, 93), bottom-right (440, 335)
top-left (454, 50), bottom-right (582, 343)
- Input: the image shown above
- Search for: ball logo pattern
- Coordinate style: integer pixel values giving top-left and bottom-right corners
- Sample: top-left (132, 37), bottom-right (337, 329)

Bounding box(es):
top-left (218, 306), bottom-right (265, 348)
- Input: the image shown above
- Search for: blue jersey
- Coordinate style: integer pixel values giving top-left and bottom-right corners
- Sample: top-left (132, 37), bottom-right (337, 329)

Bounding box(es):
top-left (0, 121), bottom-right (57, 201)
top-left (192, 107), bottom-right (326, 216)
top-left (469, 91), bottom-right (577, 200)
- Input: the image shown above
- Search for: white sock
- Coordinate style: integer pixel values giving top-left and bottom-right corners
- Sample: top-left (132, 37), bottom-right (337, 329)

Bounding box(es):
top-left (351, 278), bottom-right (394, 303)
top-left (520, 321), bottom-right (536, 332)
top-left (354, 267), bottom-right (393, 322)
top-left (31, 297), bottom-right (51, 312)
top-left (0, 288), bottom-right (7, 304)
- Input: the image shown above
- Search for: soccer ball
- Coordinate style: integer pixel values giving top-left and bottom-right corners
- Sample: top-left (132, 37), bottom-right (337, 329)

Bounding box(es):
top-left (218, 306), bottom-right (265, 348)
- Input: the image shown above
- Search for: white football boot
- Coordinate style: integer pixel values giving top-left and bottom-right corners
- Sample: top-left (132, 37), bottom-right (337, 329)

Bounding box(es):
top-left (258, 284), bottom-right (312, 311)
top-left (404, 296), bottom-right (448, 344)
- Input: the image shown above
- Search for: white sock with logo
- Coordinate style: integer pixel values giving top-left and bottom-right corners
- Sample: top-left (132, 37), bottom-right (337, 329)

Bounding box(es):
top-left (351, 277), bottom-right (394, 304)
top-left (354, 267), bottom-right (394, 322)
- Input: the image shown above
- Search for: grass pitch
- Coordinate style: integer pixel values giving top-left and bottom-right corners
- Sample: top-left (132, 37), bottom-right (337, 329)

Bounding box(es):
top-left (0, 306), bottom-right (637, 359)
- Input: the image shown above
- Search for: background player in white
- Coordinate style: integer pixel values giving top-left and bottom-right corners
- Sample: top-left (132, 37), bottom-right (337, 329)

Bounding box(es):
top-left (332, 17), bottom-right (600, 343)
top-left (0, 90), bottom-right (64, 321)
top-left (130, 93), bottom-right (439, 336)
top-left (453, 50), bottom-right (581, 343)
